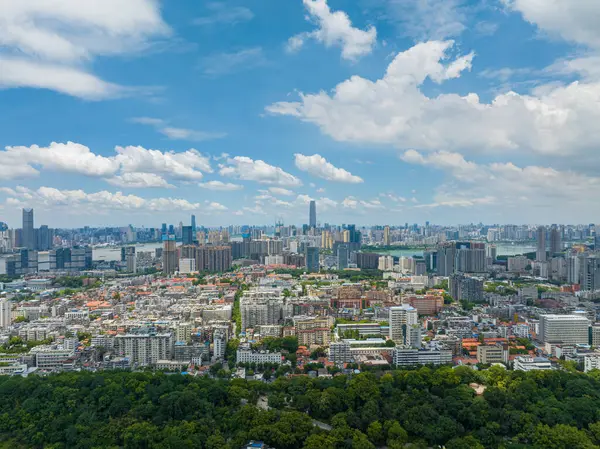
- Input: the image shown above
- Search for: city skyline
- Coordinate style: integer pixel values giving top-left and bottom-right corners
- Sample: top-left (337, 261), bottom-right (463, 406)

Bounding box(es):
top-left (2, 1), bottom-right (600, 227)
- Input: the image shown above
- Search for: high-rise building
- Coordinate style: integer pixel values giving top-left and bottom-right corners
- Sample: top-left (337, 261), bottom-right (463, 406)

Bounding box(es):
top-left (389, 305), bottom-right (419, 346)
top-left (449, 274), bottom-right (484, 302)
top-left (581, 256), bottom-right (600, 292)
top-left (549, 226), bottom-right (562, 255)
top-left (536, 226), bottom-right (547, 262)
top-left (309, 200), bottom-right (316, 228)
top-left (0, 300), bottom-right (11, 329)
top-left (36, 225), bottom-right (52, 251)
top-left (538, 314), bottom-right (590, 345)
top-left (113, 332), bottom-right (173, 366)
top-left (22, 208), bottom-right (35, 250)
top-left (356, 253), bottom-right (379, 270)
top-left (182, 226), bottom-right (194, 245)
top-left (191, 215), bottom-right (196, 232)
top-left (195, 246), bottom-right (232, 272)
top-left (337, 244), bottom-right (349, 270)
top-left (383, 226), bottom-right (390, 246)
top-left (305, 246), bottom-right (319, 272)
top-left (162, 237), bottom-right (178, 274)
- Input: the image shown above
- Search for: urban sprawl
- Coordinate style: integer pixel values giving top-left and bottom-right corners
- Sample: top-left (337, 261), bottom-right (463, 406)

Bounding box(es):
top-left (1, 203), bottom-right (600, 379)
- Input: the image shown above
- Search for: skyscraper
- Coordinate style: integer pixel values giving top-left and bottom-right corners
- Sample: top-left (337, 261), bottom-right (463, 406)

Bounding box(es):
top-left (337, 244), bottom-right (349, 270)
top-left (536, 226), bottom-right (547, 262)
top-left (383, 226), bottom-right (390, 246)
top-left (549, 226), bottom-right (562, 255)
top-left (305, 246), bottom-right (319, 272)
top-left (22, 208), bottom-right (34, 250)
top-left (309, 200), bottom-right (316, 228)
top-left (182, 226), bottom-right (193, 245)
top-left (162, 237), bottom-right (178, 275)
top-left (0, 300), bottom-right (11, 329)
top-left (191, 215), bottom-right (196, 232)
top-left (389, 305), bottom-right (419, 346)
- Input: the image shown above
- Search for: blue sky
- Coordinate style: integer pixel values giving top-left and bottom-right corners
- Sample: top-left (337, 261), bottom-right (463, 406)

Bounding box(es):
top-left (1, 0), bottom-right (600, 228)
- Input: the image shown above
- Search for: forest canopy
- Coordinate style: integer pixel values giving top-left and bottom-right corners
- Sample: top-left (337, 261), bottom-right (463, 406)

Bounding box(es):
top-left (1, 367), bottom-right (600, 448)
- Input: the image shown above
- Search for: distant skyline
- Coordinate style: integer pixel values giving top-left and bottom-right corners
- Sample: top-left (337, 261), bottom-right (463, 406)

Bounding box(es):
top-left (2, 1), bottom-right (600, 226)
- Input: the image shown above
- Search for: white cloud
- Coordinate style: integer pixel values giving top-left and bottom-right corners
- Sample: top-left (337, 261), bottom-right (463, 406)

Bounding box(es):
top-left (0, 142), bottom-right (213, 184)
top-left (402, 150), bottom-right (600, 218)
top-left (198, 181), bottom-right (243, 191)
top-left (268, 187), bottom-right (295, 196)
top-left (114, 146), bottom-right (213, 180)
top-left (219, 156), bottom-right (302, 187)
top-left (4, 186), bottom-right (203, 213)
top-left (131, 117), bottom-right (226, 142)
top-left (105, 172), bottom-right (174, 188)
top-left (316, 187), bottom-right (326, 193)
top-left (206, 201), bottom-right (228, 211)
top-left (201, 47), bottom-right (267, 76)
top-left (267, 39), bottom-right (600, 162)
top-left (0, 0), bottom-right (169, 99)
top-left (380, 192), bottom-right (407, 203)
top-left (342, 196), bottom-right (383, 210)
top-left (287, 0), bottom-right (377, 61)
top-left (193, 3), bottom-right (254, 26)
top-left (504, 0), bottom-right (600, 49)
top-left (383, 0), bottom-right (467, 41)
top-left (294, 153), bottom-right (363, 183)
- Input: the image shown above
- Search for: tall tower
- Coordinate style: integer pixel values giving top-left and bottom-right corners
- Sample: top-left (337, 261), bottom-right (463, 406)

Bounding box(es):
top-left (536, 226), bottom-right (547, 262)
top-left (191, 215), bottom-right (196, 232)
top-left (549, 226), bottom-right (562, 255)
top-left (309, 200), bottom-right (316, 228)
top-left (383, 225), bottom-right (390, 246)
top-left (22, 208), bottom-right (34, 250)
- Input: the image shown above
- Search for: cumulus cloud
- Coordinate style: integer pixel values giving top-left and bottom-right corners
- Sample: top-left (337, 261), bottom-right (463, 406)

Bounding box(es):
top-left (268, 187), bottom-right (295, 196)
top-left (0, 142), bottom-right (213, 184)
top-left (198, 181), bottom-right (243, 191)
top-left (219, 156), bottom-right (302, 187)
top-left (504, 0), bottom-right (600, 49)
top-left (268, 39), bottom-right (600, 163)
top-left (105, 172), bottom-right (175, 188)
top-left (342, 196), bottom-right (383, 210)
top-left (287, 0), bottom-right (377, 61)
top-left (3, 186), bottom-right (204, 213)
top-left (131, 117), bottom-right (226, 142)
top-left (401, 149), bottom-right (600, 219)
top-left (0, 0), bottom-right (169, 98)
top-left (294, 153), bottom-right (363, 183)
top-left (205, 201), bottom-right (228, 211)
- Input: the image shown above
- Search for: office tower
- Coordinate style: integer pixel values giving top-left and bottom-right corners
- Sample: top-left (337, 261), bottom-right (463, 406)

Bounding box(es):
top-left (538, 314), bottom-right (589, 345)
top-left (449, 274), bottom-right (484, 302)
top-left (195, 246), bottom-right (232, 272)
top-left (383, 225), bottom-right (390, 246)
top-left (168, 224), bottom-right (175, 236)
top-left (182, 226), bottom-right (193, 245)
top-left (389, 305), bottom-right (419, 346)
top-left (0, 300), bottom-right (11, 329)
top-left (162, 237), bottom-right (178, 274)
top-left (581, 256), bottom-right (600, 291)
top-left (536, 226), bottom-right (547, 261)
top-left (549, 226), bottom-right (562, 255)
top-left (337, 244), bottom-right (349, 270)
top-left (305, 246), bottom-right (319, 272)
top-left (125, 247), bottom-right (137, 273)
top-left (161, 223), bottom-right (167, 237)
top-left (566, 255), bottom-right (582, 285)
top-left (37, 225), bottom-right (51, 251)
top-left (309, 200), bottom-right (316, 228)
top-left (436, 244), bottom-right (456, 275)
top-left (22, 208), bottom-right (34, 250)
top-left (191, 215), bottom-right (196, 232)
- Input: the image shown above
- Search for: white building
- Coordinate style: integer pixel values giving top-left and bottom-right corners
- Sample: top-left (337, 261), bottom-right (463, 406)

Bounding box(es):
top-left (113, 332), bottom-right (172, 366)
top-left (389, 305), bottom-right (419, 346)
top-left (584, 354), bottom-right (600, 373)
top-left (538, 314), bottom-right (590, 345)
top-left (236, 347), bottom-right (282, 365)
top-left (31, 347), bottom-right (74, 371)
top-left (513, 356), bottom-right (552, 371)
top-left (0, 299), bottom-right (11, 329)
top-left (329, 341), bottom-right (351, 364)
top-left (392, 347), bottom-right (452, 367)
top-left (178, 258), bottom-right (196, 274)
top-left (378, 255), bottom-right (394, 271)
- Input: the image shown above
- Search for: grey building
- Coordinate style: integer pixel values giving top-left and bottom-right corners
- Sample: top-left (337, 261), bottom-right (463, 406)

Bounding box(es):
top-left (22, 208), bottom-right (35, 250)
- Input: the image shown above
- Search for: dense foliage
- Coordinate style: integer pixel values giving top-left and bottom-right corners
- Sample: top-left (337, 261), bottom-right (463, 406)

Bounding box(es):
top-left (2, 367), bottom-right (600, 448)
